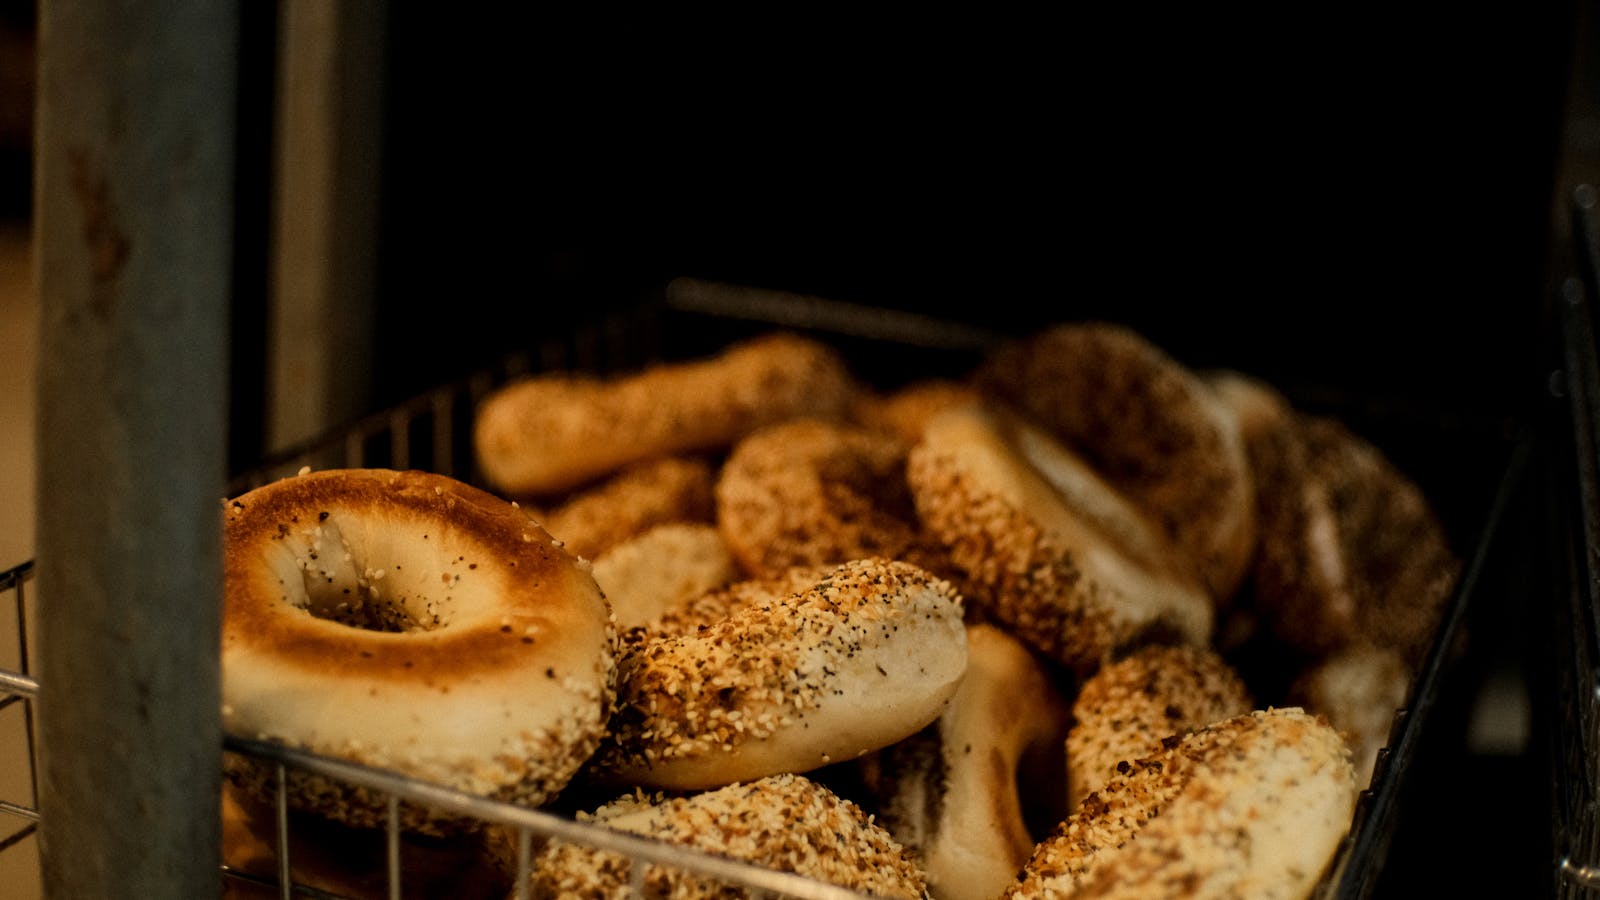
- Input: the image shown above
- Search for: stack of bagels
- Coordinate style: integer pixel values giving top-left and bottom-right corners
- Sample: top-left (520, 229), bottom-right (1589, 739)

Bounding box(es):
top-left (220, 321), bottom-right (1460, 899)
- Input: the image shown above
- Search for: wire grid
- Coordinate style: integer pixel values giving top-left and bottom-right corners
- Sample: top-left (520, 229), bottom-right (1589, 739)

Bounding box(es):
top-left (0, 561), bottom-right (38, 858)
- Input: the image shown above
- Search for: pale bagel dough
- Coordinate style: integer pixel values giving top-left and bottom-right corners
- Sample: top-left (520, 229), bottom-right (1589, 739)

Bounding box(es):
top-left (975, 322), bottom-right (1257, 604)
top-left (589, 558), bottom-right (968, 791)
top-left (521, 774), bottom-right (928, 899)
top-left (908, 401), bottom-right (1212, 673)
top-left (862, 622), bottom-right (1072, 900)
top-left (221, 468), bottom-right (616, 833)
top-left (1066, 643), bottom-right (1253, 806)
top-left (473, 331), bottom-right (860, 496)
top-left (1289, 641), bottom-right (1411, 789)
top-left (589, 521), bottom-right (739, 631)
top-left (1007, 707), bottom-right (1358, 900)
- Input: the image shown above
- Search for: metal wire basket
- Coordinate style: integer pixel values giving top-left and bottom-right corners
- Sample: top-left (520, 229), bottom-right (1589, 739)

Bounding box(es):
top-left (0, 278), bottom-right (1531, 898)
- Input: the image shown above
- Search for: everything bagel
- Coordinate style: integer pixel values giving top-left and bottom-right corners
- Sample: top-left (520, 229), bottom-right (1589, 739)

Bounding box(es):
top-left (221, 468), bottom-right (617, 833)
top-left (589, 558), bottom-right (968, 791)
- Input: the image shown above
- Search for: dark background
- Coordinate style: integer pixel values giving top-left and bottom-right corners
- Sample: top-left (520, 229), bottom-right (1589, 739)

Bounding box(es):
top-left (367, 7), bottom-right (1576, 422)
top-left (0, 5), bottom-right (1579, 422)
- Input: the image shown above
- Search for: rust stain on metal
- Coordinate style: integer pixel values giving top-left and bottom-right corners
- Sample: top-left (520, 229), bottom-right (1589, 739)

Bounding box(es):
top-left (68, 148), bottom-right (129, 316)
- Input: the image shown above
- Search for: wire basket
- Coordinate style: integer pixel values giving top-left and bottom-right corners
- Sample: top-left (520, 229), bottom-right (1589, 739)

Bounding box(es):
top-left (0, 278), bottom-right (1532, 898)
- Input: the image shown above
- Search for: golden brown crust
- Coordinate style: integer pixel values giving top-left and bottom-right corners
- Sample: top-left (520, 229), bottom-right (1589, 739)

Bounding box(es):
top-left (541, 455), bottom-right (717, 560)
top-left (222, 468), bottom-right (617, 831)
top-left (974, 322), bottom-right (1257, 604)
top-left (522, 774), bottom-right (929, 899)
top-left (472, 331), bottom-right (861, 496)
top-left (853, 378), bottom-right (983, 445)
top-left (223, 469), bottom-right (604, 683)
top-left (908, 402), bottom-right (1212, 674)
top-left (1248, 411), bottom-right (1459, 663)
top-left (714, 418), bottom-right (967, 589)
top-left (1007, 708), bottom-right (1357, 900)
top-left (589, 558), bottom-right (968, 791)
top-left (1066, 644), bottom-right (1253, 806)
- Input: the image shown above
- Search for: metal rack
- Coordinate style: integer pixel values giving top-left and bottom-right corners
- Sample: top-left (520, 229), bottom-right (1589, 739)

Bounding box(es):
top-left (1, 282), bottom-right (1532, 897)
top-left (1550, 184), bottom-right (1600, 897)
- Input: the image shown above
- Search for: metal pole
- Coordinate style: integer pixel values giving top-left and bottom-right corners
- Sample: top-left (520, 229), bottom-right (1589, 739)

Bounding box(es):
top-left (33, 1), bottom-right (235, 896)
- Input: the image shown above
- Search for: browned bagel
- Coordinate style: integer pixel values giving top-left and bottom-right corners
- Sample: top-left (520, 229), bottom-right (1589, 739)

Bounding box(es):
top-left (221, 468), bottom-right (616, 834)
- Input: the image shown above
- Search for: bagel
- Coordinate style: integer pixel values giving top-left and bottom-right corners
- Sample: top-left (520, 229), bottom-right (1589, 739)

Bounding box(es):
top-left (1203, 369), bottom-right (1294, 653)
top-left (1206, 368), bottom-right (1294, 445)
top-left (1007, 707), bottom-right (1358, 900)
top-left (540, 455), bottom-right (716, 561)
top-left (1289, 641), bottom-right (1411, 789)
top-left (1066, 643), bottom-right (1253, 806)
top-left (473, 331), bottom-right (860, 496)
top-left (853, 378), bottom-right (983, 444)
top-left (588, 558), bottom-right (968, 791)
top-left (974, 322), bottom-right (1257, 603)
top-left (518, 773), bottom-right (928, 898)
top-left (221, 468), bottom-right (617, 833)
top-left (1247, 409), bottom-right (1459, 663)
top-left (715, 417), bottom-right (967, 589)
top-left (907, 401), bottom-right (1212, 673)
top-left (588, 521), bottom-right (739, 630)
top-left (861, 622), bottom-right (1072, 900)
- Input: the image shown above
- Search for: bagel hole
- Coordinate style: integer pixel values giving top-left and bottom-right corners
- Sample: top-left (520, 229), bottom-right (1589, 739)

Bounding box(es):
top-left (291, 539), bottom-right (454, 634)
top-left (302, 576), bottom-right (436, 633)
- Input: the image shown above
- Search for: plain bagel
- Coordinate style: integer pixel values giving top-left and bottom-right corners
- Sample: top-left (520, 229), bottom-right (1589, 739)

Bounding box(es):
top-left (221, 468), bottom-right (617, 833)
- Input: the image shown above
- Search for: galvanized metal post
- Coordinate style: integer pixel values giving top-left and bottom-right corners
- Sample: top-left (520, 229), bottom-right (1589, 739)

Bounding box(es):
top-left (32, 1), bottom-right (236, 896)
